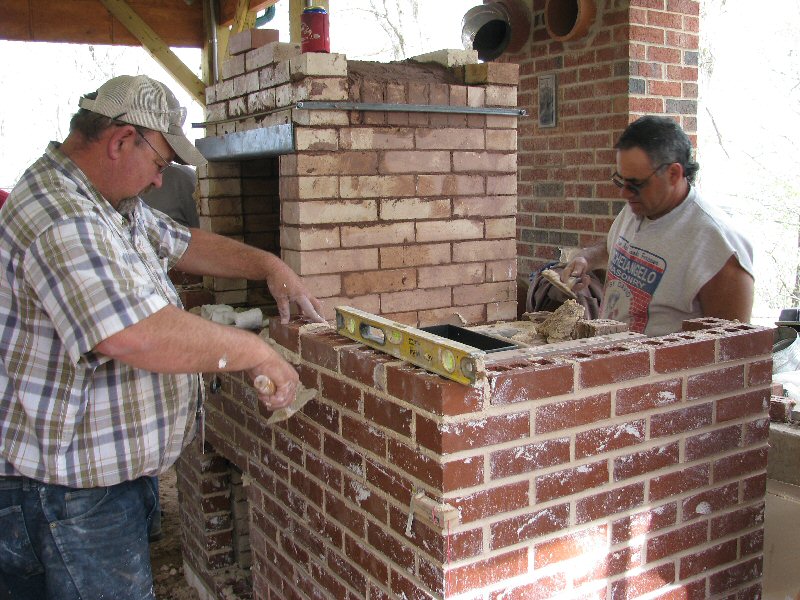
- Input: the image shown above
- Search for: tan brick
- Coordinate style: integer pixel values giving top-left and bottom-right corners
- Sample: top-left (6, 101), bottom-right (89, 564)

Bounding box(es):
top-left (453, 195), bottom-right (516, 217)
top-left (453, 239), bottom-right (516, 262)
top-left (418, 174), bottom-right (484, 196)
top-left (415, 129), bottom-right (485, 150)
top-left (283, 248), bottom-right (378, 275)
top-left (380, 197), bottom-right (451, 221)
top-left (486, 217), bottom-right (516, 239)
top-left (280, 226), bottom-right (341, 251)
top-left (487, 301), bottom-right (518, 322)
top-left (416, 219), bottom-right (483, 242)
top-left (289, 52), bottom-right (347, 78)
top-left (418, 304), bottom-right (485, 326)
top-left (299, 274), bottom-right (342, 297)
top-left (246, 41), bottom-right (301, 70)
top-left (418, 263), bottom-right (484, 288)
top-left (199, 197), bottom-right (242, 217)
top-left (486, 114), bottom-right (518, 129)
top-left (282, 199), bottom-right (377, 225)
top-left (486, 259), bottom-right (517, 282)
top-left (296, 152), bottom-right (378, 176)
top-left (486, 129), bottom-right (518, 151)
top-left (342, 269), bottom-right (417, 296)
top-left (207, 178), bottom-right (242, 197)
top-left (246, 88), bottom-right (277, 113)
top-left (381, 287), bottom-right (451, 313)
top-left (454, 151), bottom-right (517, 173)
top-left (296, 77), bottom-right (349, 101)
top-left (292, 109), bottom-right (350, 127)
top-left (294, 128), bottom-right (338, 151)
top-left (317, 295), bottom-right (380, 319)
top-left (228, 28), bottom-right (279, 55)
top-left (233, 71), bottom-right (259, 96)
top-left (341, 222), bottom-right (415, 247)
top-left (220, 54), bottom-right (245, 80)
top-left (485, 85), bottom-right (518, 107)
top-left (467, 86), bottom-right (486, 107)
top-left (454, 282), bottom-right (514, 305)
top-left (487, 174), bottom-right (517, 195)
top-left (464, 62), bottom-right (519, 85)
top-left (339, 128), bottom-right (414, 150)
top-left (279, 176), bottom-right (338, 201)
top-left (340, 175), bottom-right (416, 199)
top-left (380, 151), bottom-right (450, 174)
top-left (380, 243), bottom-right (451, 268)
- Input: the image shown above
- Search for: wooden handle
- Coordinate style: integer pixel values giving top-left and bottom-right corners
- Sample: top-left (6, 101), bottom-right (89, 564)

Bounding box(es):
top-left (254, 375), bottom-right (276, 395)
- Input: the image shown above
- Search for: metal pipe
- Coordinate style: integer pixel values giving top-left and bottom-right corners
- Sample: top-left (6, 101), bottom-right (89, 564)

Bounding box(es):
top-left (205, 0), bottom-right (219, 84)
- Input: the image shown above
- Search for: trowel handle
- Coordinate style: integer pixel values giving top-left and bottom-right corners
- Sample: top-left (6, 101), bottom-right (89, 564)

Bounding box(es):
top-left (254, 375), bottom-right (276, 395)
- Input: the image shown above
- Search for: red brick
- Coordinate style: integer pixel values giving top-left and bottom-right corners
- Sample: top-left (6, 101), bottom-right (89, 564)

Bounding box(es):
top-left (742, 473), bottom-right (767, 501)
top-left (390, 569), bottom-right (437, 600)
top-left (710, 502), bottom-right (765, 540)
top-left (453, 480), bottom-right (529, 525)
top-left (324, 433), bottom-right (364, 477)
top-left (650, 403), bottom-right (712, 437)
top-left (708, 557), bottom-right (762, 595)
top-left (364, 458), bottom-right (414, 506)
top-left (740, 529), bottom-right (764, 556)
top-left (534, 525), bottom-right (607, 568)
top-left (612, 503), bottom-right (678, 544)
top-left (718, 326), bottom-right (773, 361)
top-left (488, 573), bottom-right (568, 600)
top-left (687, 364), bottom-right (745, 399)
top-left (269, 318), bottom-right (304, 353)
top-left (327, 549), bottom-right (367, 596)
top-left (387, 439), bottom-right (443, 489)
top-left (320, 372), bottom-right (361, 412)
top-left (385, 364), bottom-right (484, 416)
top-left (716, 389), bottom-right (769, 422)
top-left (685, 426), bottom-right (741, 461)
top-left (366, 520), bottom-right (415, 572)
top-left (341, 414), bottom-right (386, 458)
top-left (300, 330), bottom-right (346, 370)
top-left (572, 346), bottom-right (651, 388)
top-left (364, 391), bottom-right (412, 437)
top-left (616, 378), bottom-right (682, 415)
top-left (491, 437), bottom-right (571, 479)
top-left (712, 447), bottom-right (768, 483)
top-left (490, 503), bottom-right (570, 550)
top-left (747, 359), bottom-right (773, 386)
top-left (610, 563), bottom-right (675, 600)
top-left (536, 393), bottom-right (611, 434)
top-left (536, 460), bottom-right (609, 502)
top-left (444, 548), bottom-right (528, 596)
top-left (339, 346), bottom-right (395, 388)
top-left (576, 420), bottom-right (646, 459)
top-left (577, 482), bottom-right (645, 524)
top-left (743, 417), bottom-right (769, 446)
top-left (682, 483), bottom-right (739, 522)
top-left (614, 442), bottom-right (679, 481)
top-left (647, 521), bottom-right (708, 562)
top-left (488, 358), bottom-right (575, 404)
top-left (287, 412), bottom-right (322, 451)
top-left (417, 411), bottom-right (529, 454)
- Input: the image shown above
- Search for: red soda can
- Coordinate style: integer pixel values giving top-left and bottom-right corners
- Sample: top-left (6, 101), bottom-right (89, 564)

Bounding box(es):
top-left (301, 6), bottom-right (330, 53)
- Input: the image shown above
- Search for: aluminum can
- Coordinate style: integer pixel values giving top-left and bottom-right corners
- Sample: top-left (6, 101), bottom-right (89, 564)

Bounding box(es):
top-left (301, 6), bottom-right (330, 53)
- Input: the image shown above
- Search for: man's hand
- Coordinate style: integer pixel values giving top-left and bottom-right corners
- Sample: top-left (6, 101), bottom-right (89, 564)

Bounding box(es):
top-left (265, 259), bottom-right (325, 324)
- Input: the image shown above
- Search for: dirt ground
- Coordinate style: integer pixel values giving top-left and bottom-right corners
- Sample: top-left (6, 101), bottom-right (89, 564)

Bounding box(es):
top-left (150, 466), bottom-right (200, 600)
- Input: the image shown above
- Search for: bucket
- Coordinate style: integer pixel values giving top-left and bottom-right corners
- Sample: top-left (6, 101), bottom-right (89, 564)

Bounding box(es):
top-left (773, 326), bottom-right (800, 374)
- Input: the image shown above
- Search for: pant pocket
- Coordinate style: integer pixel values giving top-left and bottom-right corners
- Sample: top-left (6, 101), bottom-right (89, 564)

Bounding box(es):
top-left (0, 505), bottom-right (44, 577)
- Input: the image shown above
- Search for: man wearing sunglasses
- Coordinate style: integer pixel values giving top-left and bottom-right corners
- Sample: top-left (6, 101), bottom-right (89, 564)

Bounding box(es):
top-left (0, 75), bottom-right (325, 599)
top-left (563, 115), bottom-right (754, 336)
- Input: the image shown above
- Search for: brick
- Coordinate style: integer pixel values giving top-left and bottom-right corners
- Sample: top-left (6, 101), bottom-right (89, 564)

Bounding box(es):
top-left (300, 330), bottom-right (349, 370)
top-left (453, 239), bottom-right (516, 262)
top-left (746, 359), bottom-right (773, 387)
top-left (454, 151), bottom-right (517, 173)
top-left (380, 197), bottom-right (450, 221)
top-left (324, 434), bottom-right (365, 479)
top-left (488, 358), bottom-right (575, 404)
top-left (340, 175), bottom-right (416, 198)
top-left (444, 549), bottom-right (528, 597)
top-left (687, 365), bottom-right (745, 399)
top-left (380, 150), bottom-right (451, 174)
top-left (708, 556), bottom-right (762, 595)
top-left (342, 415), bottom-right (386, 459)
top-left (682, 483), bottom-right (739, 522)
top-left (717, 325), bottom-right (773, 361)
top-left (385, 364), bottom-right (483, 415)
top-left (536, 460), bottom-right (609, 502)
top-left (418, 173), bottom-right (485, 196)
top-left (452, 480), bottom-right (529, 524)
top-left (453, 194), bottom-right (517, 217)
top-left (576, 482), bottom-right (645, 524)
top-left (490, 437), bottom-right (571, 479)
top-left (453, 282), bottom-right (514, 305)
top-left (343, 268), bottom-right (416, 295)
top-left (610, 563), bottom-right (675, 599)
top-left (685, 426), bottom-right (741, 462)
top-left (612, 503), bottom-right (677, 544)
top-left (418, 263), bottom-right (484, 288)
top-left (341, 222), bottom-right (414, 247)
top-left (614, 442), bottom-right (679, 481)
top-left (490, 503), bottom-right (570, 550)
top-left (710, 503), bottom-right (765, 540)
top-left (616, 378), bottom-right (682, 415)
top-left (380, 243), bottom-right (451, 268)
top-left (417, 411), bottom-right (529, 454)
top-left (283, 199), bottom-right (378, 224)
top-left (712, 447), bottom-right (768, 483)
top-left (647, 521), bottom-right (708, 562)
top-left (716, 389), bottom-right (769, 422)
top-left (229, 28), bottom-right (280, 55)
top-left (572, 346), bottom-right (651, 388)
top-left (416, 218), bottom-right (483, 243)
top-left (364, 391), bottom-right (412, 437)
top-left (575, 420), bottom-right (646, 459)
top-left (534, 525), bottom-right (607, 569)
top-left (339, 346), bottom-right (396, 389)
top-left (650, 403), bottom-right (712, 437)
top-left (536, 393), bottom-right (611, 434)
top-left (339, 127), bottom-right (414, 150)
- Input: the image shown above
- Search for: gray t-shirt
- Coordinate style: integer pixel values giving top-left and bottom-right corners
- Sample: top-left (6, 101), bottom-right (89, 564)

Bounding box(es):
top-left (141, 164), bottom-right (199, 228)
top-left (602, 186), bottom-right (754, 336)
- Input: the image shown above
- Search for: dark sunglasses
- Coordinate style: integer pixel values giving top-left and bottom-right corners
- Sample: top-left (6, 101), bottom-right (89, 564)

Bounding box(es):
top-left (611, 163), bottom-right (670, 194)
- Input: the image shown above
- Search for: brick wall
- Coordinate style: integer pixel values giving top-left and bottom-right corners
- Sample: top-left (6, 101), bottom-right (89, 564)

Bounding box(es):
top-left (199, 43), bottom-right (521, 325)
top-left (503, 0), bottom-right (701, 278)
top-left (177, 317), bottom-right (771, 598)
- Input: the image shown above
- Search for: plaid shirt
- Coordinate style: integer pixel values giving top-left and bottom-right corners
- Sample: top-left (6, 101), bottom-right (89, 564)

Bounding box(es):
top-left (0, 143), bottom-right (200, 488)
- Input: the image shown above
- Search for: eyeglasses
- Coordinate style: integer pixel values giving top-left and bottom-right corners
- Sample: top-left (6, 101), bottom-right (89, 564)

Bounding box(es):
top-left (136, 130), bottom-right (172, 174)
top-left (611, 163), bottom-right (670, 194)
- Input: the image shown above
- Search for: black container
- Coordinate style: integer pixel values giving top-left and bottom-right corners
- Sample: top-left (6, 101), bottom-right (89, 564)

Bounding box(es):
top-left (421, 325), bottom-right (516, 353)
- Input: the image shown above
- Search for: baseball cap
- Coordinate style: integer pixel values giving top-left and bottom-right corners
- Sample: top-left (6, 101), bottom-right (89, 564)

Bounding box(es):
top-left (78, 75), bottom-right (207, 167)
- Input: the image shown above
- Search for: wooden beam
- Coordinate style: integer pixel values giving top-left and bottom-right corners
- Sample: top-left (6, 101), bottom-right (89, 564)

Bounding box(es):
top-left (97, 0), bottom-right (206, 105)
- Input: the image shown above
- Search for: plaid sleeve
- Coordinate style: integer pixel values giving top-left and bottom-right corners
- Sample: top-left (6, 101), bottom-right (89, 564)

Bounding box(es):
top-left (23, 216), bottom-right (169, 364)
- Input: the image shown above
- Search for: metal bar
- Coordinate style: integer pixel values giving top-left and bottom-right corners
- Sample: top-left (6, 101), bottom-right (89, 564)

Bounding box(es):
top-left (195, 124), bottom-right (294, 160)
top-left (296, 100), bottom-right (527, 117)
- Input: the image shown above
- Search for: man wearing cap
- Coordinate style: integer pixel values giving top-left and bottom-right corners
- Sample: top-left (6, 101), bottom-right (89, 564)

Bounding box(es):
top-left (0, 75), bottom-right (324, 599)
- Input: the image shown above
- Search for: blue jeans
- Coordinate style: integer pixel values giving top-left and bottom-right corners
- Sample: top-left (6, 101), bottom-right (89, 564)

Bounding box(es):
top-left (0, 475), bottom-right (159, 600)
